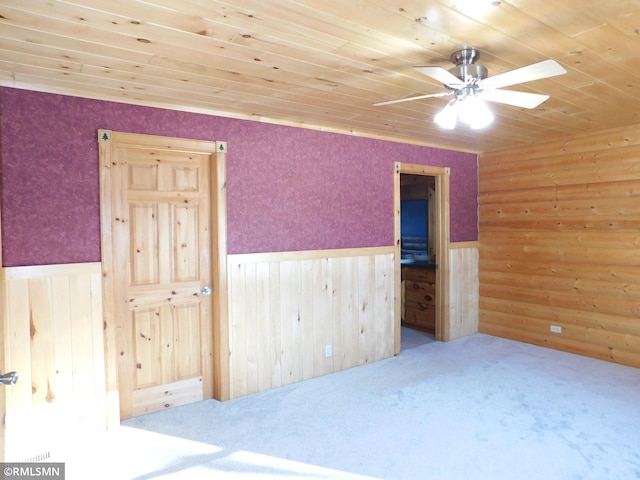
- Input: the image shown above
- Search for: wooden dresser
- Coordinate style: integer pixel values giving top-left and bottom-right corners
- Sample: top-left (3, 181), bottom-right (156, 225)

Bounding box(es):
top-left (401, 266), bottom-right (436, 334)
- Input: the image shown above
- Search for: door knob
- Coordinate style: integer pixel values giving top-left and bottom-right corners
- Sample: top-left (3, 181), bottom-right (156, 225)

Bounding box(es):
top-left (201, 286), bottom-right (212, 296)
top-left (0, 371), bottom-right (18, 385)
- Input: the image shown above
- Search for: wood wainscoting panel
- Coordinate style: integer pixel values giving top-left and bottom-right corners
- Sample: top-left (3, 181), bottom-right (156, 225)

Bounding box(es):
top-left (227, 247), bottom-right (395, 399)
top-left (479, 124), bottom-right (640, 369)
top-left (449, 243), bottom-right (479, 340)
top-left (2, 263), bottom-right (105, 461)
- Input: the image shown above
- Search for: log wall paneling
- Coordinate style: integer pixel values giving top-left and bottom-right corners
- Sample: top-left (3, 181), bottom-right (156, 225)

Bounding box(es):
top-left (2, 263), bottom-right (106, 461)
top-left (479, 123), bottom-right (640, 369)
top-left (226, 248), bottom-right (395, 399)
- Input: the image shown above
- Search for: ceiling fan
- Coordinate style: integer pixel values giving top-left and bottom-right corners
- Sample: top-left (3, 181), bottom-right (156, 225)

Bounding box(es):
top-left (374, 48), bottom-right (567, 129)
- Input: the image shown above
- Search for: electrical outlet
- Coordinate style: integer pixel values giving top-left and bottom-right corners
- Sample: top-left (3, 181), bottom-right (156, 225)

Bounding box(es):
top-left (550, 325), bottom-right (563, 333)
top-left (325, 344), bottom-right (332, 358)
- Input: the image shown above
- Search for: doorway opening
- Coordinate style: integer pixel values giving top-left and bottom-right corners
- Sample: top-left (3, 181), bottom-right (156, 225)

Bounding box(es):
top-left (393, 163), bottom-right (450, 354)
top-left (400, 174), bottom-right (437, 349)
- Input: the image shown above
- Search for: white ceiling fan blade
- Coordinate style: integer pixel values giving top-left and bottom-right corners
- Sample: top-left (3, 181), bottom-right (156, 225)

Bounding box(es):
top-left (479, 59), bottom-right (567, 90)
top-left (480, 89), bottom-right (550, 109)
top-left (373, 91), bottom-right (453, 107)
top-left (413, 66), bottom-right (463, 88)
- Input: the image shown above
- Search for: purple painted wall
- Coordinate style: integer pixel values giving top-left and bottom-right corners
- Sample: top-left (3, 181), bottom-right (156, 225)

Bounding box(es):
top-left (0, 87), bottom-right (477, 267)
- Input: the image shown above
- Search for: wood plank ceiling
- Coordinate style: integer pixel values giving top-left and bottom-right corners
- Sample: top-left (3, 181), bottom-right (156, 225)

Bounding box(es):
top-left (1, 0), bottom-right (640, 153)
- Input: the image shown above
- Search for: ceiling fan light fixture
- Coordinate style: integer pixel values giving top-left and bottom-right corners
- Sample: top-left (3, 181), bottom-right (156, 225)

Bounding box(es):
top-left (434, 95), bottom-right (494, 130)
top-left (458, 96), bottom-right (494, 129)
top-left (434, 99), bottom-right (458, 129)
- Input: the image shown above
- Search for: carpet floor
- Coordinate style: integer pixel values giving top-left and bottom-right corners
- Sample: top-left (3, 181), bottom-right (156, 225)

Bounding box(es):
top-left (67, 333), bottom-right (640, 479)
top-left (399, 326), bottom-right (435, 350)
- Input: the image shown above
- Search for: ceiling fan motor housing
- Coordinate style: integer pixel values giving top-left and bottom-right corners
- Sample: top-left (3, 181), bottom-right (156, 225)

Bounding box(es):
top-left (448, 47), bottom-right (488, 83)
top-left (449, 63), bottom-right (488, 83)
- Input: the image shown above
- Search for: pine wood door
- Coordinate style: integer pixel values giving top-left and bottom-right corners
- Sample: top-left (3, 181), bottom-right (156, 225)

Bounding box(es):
top-left (100, 131), bottom-right (217, 420)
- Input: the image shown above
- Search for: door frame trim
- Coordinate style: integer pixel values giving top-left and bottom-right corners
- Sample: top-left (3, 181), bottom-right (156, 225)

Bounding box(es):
top-left (394, 162), bottom-right (451, 353)
top-left (98, 130), bottom-right (230, 428)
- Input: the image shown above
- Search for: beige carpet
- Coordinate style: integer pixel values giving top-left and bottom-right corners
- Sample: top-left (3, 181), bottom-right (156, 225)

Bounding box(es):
top-left (65, 334), bottom-right (640, 479)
